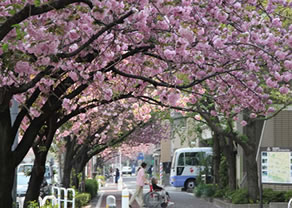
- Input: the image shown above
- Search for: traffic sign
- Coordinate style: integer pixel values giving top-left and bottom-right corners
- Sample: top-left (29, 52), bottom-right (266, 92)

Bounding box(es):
top-left (137, 152), bottom-right (144, 160)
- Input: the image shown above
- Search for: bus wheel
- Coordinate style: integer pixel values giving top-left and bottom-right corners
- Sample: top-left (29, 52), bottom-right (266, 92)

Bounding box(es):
top-left (185, 179), bottom-right (196, 190)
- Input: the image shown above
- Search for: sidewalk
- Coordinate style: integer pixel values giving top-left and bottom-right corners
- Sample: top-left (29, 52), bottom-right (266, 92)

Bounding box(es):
top-left (85, 182), bottom-right (140, 208)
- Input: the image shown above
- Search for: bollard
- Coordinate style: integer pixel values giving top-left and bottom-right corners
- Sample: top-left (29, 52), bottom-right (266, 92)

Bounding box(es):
top-left (98, 178), bottom-right (102, 189)
top-left (121, 189), bottom-right (129, 208)
top-left (17, 197), bottom-right (25, 208)
top-left (118, 177), bottom-right (123, 191)
top-left (106, 195), bottom-right (116, 208)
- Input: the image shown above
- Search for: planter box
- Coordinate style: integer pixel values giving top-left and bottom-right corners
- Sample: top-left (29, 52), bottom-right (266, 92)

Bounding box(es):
top-left (269, 202), bottom-right (288, 208)
top-left (213, 199), bottom-right (288, 208)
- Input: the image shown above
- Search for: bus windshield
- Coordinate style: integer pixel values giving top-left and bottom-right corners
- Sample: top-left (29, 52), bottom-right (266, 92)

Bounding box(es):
top-left (171, 152), bottom-right (177, 169)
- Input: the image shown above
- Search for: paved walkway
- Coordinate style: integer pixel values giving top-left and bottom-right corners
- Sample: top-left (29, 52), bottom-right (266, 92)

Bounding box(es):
top-left (85, 183), bottom-right (140, 208)
top-left (84, 181), bottom-right (217, 208)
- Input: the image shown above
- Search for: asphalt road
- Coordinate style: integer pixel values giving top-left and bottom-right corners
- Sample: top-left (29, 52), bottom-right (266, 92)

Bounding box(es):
top-left (122, 175), bottom-right (217, 208)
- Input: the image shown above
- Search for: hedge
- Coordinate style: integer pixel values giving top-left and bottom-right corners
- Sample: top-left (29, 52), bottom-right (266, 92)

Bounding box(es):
top-left (75, 192), bottom-right (91, 208)
top-left (85, 179), bottom-right (98, 198)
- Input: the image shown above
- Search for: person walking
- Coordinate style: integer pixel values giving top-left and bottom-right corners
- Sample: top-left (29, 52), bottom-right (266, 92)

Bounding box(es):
top-left (129, 162), bottom-right (147, 208)
top-left (147, 165), bottom-right (153, 179)
top-left (115, 168), bottom-right (120, 183)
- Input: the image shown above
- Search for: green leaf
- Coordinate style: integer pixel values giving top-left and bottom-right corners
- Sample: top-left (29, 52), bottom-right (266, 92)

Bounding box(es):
top-left (34, 0), bottom-right (41, 7)
top-left (2, 43), bottom-right (9, 52)
top-left (11, 23), bottom-right (20, 28)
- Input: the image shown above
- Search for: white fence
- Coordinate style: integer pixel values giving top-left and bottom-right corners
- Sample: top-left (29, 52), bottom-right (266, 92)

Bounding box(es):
top-left (17, 186), bottom-right (75, 208)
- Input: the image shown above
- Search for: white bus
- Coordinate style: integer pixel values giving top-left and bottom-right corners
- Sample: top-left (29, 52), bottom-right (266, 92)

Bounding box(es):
top-left (170, 147), bottom-right (212, 189)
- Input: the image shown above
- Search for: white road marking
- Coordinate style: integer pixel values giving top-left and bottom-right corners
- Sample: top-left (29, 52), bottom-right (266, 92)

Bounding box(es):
top-left (96, 191), bottom-right (104, 208)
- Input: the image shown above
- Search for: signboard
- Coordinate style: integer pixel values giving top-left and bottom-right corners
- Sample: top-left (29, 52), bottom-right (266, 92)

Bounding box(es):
top-left (137, 152), bottom-right (144, 161)
top-left (261, 147), bottom-right (292, 184)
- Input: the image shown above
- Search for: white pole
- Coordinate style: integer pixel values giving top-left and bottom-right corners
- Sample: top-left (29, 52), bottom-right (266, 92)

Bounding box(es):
top-left (112, 164), bottom-right (115, 183)
top-left (121, 189), bottom-right (129, 208)
top-left (119, 150), bottom-right (122, 173)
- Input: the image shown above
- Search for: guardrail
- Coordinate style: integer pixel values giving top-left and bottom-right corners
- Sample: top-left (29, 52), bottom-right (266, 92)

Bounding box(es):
top-left (52, 186), bottom-right (75, 208)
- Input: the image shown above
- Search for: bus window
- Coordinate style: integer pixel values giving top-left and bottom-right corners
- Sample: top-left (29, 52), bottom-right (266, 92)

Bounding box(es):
top-left (171, 152), bottom-right (177, 169)
top-left (178, 153), bottom-right (184, 166)
top-left (185, 152), bottom-right (199, 166)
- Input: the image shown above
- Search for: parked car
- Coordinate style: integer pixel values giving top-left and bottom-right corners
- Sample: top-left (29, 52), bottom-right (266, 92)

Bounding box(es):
top-left (17, 173), bottom-right (51, 198)
top-left (17, 173), bottom-right (30, 197)
top-left (18, 163), bottom-right (53, 184)
top-left (122, 166), bottom-right (132, 175)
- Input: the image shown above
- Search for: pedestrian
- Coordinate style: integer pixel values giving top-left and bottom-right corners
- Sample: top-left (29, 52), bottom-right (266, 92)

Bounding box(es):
top-left (147, 165), bottom-right (153, 178)
top-left (151, 177), bottom-right (170, 208)
top-left (129, 162), bottom-right (147, 208)
top-left (115, 168), bottom-right (120, 183)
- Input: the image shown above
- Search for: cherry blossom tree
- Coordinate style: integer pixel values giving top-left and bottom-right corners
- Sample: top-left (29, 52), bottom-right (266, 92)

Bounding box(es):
top-left (0, 0), bottom-right (291, 207)
top-left (56, 101), bottom-right (168, 189)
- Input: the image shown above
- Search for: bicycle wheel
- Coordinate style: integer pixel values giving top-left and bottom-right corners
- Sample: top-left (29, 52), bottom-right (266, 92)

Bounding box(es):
top-left (144, 192), bottom-right (163, 208)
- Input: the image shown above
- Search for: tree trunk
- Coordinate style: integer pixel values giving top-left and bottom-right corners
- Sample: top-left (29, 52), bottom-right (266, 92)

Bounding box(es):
top-left (241, 117), bottom-right (264, 202)
top-left (72, 167), bottom-right (79, 189)
top-left (24, 156), bottom-right (46, 208)
top-left (244, 146), bottom-right (259, 202)
top-left (0, 160), bottom-right (15, 208)
top-left (0, 104), bottom-right (15, 208)
top-left (219, 133), bottom-right (236, 190)
top-left (24, 115), bottom-right (57, 208)
top-left (62, 136), bottom-right (76, 188)
top-left (62, 162), bottom-right (73, 188)
top-left (72, 150), bottom-right (90, 191)
top-left (226, 145), bottom-right (236, 190)
top-left (212, 132), bottom-right (221, 184)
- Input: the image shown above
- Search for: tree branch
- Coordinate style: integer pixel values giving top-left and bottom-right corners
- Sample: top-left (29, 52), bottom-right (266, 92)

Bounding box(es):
top-left (0, 0), bottom-right (93, 41)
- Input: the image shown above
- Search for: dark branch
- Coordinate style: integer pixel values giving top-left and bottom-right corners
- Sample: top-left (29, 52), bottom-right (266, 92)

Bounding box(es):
top-left (0, 0), bottom-right (93, 41)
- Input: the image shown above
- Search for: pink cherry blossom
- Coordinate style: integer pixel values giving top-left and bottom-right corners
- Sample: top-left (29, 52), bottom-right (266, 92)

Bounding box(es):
top-left (168, 92), bottom-right (180, 106)
top-left (267, 107), bottom-right (275, 113)
top-left (284, 60), bottom-right (292, 70)
top-left (164, 49), bottom-right (176, 60)
top-left (240, 120), bottom-right (247, 126)
top-left (15, 61), bottom-right (32, 74)
top-left (279, 86), bottom-right (289, 94)
top-left (179, 27), bottom-right (194, 43)
top-left (104, 88), bottom-right (113, 101)
top-left (211, 110), bottom-right (218, 116)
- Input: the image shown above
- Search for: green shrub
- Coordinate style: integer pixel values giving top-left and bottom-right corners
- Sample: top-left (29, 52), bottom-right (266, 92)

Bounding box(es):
top-left (223, 188), bottom-right (235, 202)
top-left (263, 188), bottom-right (285, 204)
top-left (75, 192), bottom-right (91, 208)
top-left (194, 183), bottom-right (206, 197)
top-left (85, 179), bottom-right (98, 198)
top-left (214, 187), bottom-right (228, 198)
top-left (202, 184), bottom-right (216, 197)
top-left (96, 175), bottom-right (105, 181)
top-left (230, 188), bottom-right (249, 204)
top-left (194, 183), bottom-right (216, 198)
top-left (284, 190), bottom-right (292, 202)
